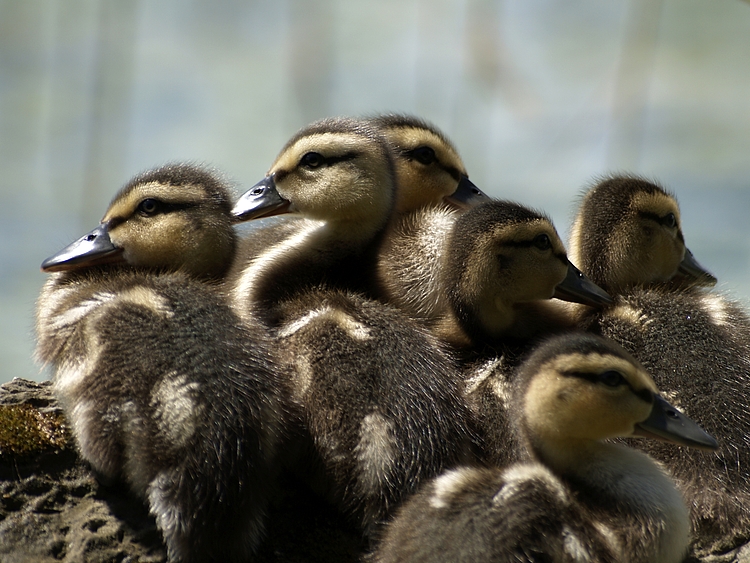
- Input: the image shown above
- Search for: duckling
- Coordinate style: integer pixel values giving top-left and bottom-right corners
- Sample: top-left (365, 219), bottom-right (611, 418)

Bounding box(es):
top-left (570, 175), bottom-right (750, 555)
top-left (229, 118), bottom-right (475, 540)
top-left (376, 199), bottom-right (611, 349)
top-left (370, 114), bottom-right (491, 324)
top-left (370, 333), bottom-right (718, 563)
top-left (35, 163), bottom-right (289, 563)
top-left (272, 287), bottom-right (474, 540)
top-left (437, 201), bottom-right (611, 349)
top-left (568, 174), bottom-right (716, 295)
top-left (228, 116), bottom-right (397, 325)
top-left (368, 113), bottom-right (488, 214)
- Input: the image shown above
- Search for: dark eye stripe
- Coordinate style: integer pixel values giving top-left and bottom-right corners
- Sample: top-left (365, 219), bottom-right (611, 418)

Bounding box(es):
top-left (561, 370), bottom-right (653, 404)
top-left (139, 201), bottom-right (196, 216)
top-left (319, 151), bottom-right (360, 166)
top-left (638, 210), bottom-right (678, 227)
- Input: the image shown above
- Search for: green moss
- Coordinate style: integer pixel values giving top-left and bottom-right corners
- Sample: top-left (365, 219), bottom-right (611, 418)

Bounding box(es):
top-left (0, 404), bottom-right (70, 458)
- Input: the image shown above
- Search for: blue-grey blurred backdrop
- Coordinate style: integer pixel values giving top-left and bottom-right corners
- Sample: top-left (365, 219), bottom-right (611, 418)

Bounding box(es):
top-left (3, 0), bottom-right (750, 383)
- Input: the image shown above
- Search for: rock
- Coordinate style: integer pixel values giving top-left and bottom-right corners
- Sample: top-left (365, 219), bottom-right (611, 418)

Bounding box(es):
top-left (0, 378), bottom-right (166, 563)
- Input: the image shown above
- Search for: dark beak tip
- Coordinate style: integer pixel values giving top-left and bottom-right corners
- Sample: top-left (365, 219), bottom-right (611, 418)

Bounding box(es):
top-left (553, 262), bottom-right (613, 307)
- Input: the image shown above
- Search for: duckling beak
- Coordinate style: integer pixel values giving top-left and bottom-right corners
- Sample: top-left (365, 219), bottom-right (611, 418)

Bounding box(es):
top-left (41, 224), bottom-right (124, 272)
top-left (634, 394), bottom-right (718, 451)
top-left (232, 175), bottom-right (292, 222)
top-left (553, 261), bottom-right (613, 307)
top-left (444, 176), bottom-right (491, 210)
top-left (677, 248), bottom-right (717, 287)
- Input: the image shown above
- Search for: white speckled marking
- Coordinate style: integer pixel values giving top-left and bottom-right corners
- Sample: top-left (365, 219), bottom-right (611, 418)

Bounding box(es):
top-left (701, 294), bottom-right (728, 327)
top-left (37, 280), bottom-right (82, 320)
top-left (562, 525), bottom-right (591, 562)
top-left (356, 412), bottom-right (396, 497)
top-left (279, 305), bottom-right (371, 341)
top-left (490, 374), bottom-right (510, 405)
top-left (592, 521), bottom-right (621, 559)
top-left (610, 302), bottom-right (651, 327)
top-left (291, 353), bottom-right (314, 401)
top-left (232, 220), bottom-right (321, 319)
top-left (278, 307), bottom-right (329, 338)
top-left (148, 471), bottom-right (183, 545)
top-left (429, 467), bottom-right (474, 509)
top-left (493, 464), bottom-right (568, 505)
top-left (68, 399), bottom-right (115, 475)
top-left (151, 373), bottom-right (202, 451)
top-left (49, 292), bottom-right (116, 331)
top-left (53, 330), bottom-right (104, 398)
top-left (118, 286), bottom-right (174, 317)
top-left (464, 357), bottom-right (504, 395)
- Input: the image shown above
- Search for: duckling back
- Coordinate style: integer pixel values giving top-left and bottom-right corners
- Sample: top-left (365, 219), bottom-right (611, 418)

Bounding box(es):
top-left (270, 266), bottom-right (475, 541)
top-left (370, 464), bottom-right (619, 563)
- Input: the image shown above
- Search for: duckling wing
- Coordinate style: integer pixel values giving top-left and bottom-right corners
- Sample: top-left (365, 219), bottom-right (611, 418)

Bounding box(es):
top-left (371, 465), bottom-right (618, 563)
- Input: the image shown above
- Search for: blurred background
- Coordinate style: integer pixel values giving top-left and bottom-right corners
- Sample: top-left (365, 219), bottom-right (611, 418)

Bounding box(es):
top-left (2, 0), bottom-right (750, 383)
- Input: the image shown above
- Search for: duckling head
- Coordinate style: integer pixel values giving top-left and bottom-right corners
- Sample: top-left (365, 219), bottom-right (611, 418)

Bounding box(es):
top-left (569, 175), bottom-right (716, 294)
top-left (517, 333), bottom-right (718, 470)
top-left (41, 163), bottom-right (236, 280)
top-left (233, 117), bottom-right (397, 243)
top-left (443, 201), bottom-right (611, 343)
top-left (369, 114), bottom-right (488, 214)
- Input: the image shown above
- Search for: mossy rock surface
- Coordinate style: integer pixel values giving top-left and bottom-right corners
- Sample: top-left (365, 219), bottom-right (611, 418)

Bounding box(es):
top-left (0, 379), bottom-right (166, 563)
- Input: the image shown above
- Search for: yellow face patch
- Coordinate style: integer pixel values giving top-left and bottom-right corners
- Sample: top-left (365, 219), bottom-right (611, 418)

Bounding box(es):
top-left (265, 130), bottom-right (395, 227)
top-left (523, 352), bottom-right (658, 445)
top-left (271, 132), bottom-right (367, 174)
top-left (380, 125), bottom-right (467, 213)
top-left (385, 126), bottom-right (465, 174)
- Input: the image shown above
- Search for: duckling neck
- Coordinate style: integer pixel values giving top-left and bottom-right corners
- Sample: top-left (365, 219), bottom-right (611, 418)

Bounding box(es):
top-left (534, 438), bottom-right (689, 563)
top-left (230, 218), bottom-right (385, 327)
top-left (450, 297), bottom-right (573, 348)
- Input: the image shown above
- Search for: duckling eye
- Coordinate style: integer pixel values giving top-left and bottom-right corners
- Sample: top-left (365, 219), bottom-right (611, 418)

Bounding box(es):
top-left (301, 152), bottom-right (325, 169)
top-left (663, 213), bottom-right (677, 228)
top-left (410, 146), bottom-right (437, 165)
top-left (533, 233), bottom-right (551, 250)
top-left (599, 370), bottom-right (625, 387)
top-left (138, 198), bottom-right (159, 216)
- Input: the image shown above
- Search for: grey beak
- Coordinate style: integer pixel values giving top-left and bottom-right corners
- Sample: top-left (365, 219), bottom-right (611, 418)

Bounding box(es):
top-left (677, 248), bottom-right (717, 287)
top-left (232, 175), bottom-right (292, 222)
top-left (634, 394), bottom-right (718, 451)
top-left (41, 224), bottom-right (124, 272)
top-left (444, 176), bottom-right (491, 210)
top-left (553, 261), bottom-right (613, 307)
